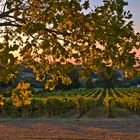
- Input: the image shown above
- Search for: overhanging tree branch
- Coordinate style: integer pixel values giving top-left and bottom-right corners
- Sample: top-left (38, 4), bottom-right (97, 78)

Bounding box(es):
top-left (0, 8), bottom-right (16, 19)
top-left (0, 22), bottom-right (21, 27)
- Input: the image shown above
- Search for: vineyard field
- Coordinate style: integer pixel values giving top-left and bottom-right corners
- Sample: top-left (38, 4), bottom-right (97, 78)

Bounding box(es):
top-left (0, 88), bottom-right (140, 118)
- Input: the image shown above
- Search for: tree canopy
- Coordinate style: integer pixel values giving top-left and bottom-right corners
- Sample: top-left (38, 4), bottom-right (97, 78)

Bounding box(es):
top-left (0, 0), bottom-right (140, 89)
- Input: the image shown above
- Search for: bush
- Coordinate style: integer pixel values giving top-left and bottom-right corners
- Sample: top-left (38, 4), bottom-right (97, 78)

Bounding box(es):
top-left (46, 97), bottom-right (76, 116)
top-left (75, 96), bottom-right (95, 117)
top-left (0, 96), bottom-right (96, 118)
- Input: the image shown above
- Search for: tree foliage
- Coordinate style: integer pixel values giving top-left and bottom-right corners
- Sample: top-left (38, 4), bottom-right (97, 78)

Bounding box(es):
top-left (0, 0), bottom-right (140, 89)
top-left (56, 63), bottom-right (80, 89)
top-left (12, 82), bottom-right (32, 107)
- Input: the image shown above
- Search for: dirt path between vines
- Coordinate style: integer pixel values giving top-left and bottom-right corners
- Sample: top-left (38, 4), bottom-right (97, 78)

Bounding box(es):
top-left (0, 117), bottom-right (140, 140)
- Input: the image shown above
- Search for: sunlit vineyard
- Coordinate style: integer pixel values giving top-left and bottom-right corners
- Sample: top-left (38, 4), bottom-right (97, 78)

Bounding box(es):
top-left (0, 88), bottom-right (140, 118)
top-left (37, 88), bottom-right (140, 118)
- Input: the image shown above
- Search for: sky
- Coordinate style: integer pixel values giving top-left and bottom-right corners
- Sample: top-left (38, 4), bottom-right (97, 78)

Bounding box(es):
top-left (126, 0), bottom-right (140, 32)
top-left (89, 0), bottom-right (140, 32)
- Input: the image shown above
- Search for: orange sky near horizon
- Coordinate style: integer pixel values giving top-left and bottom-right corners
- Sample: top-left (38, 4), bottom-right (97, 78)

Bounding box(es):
top-left (135, 49), bottom-right (140, 58)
